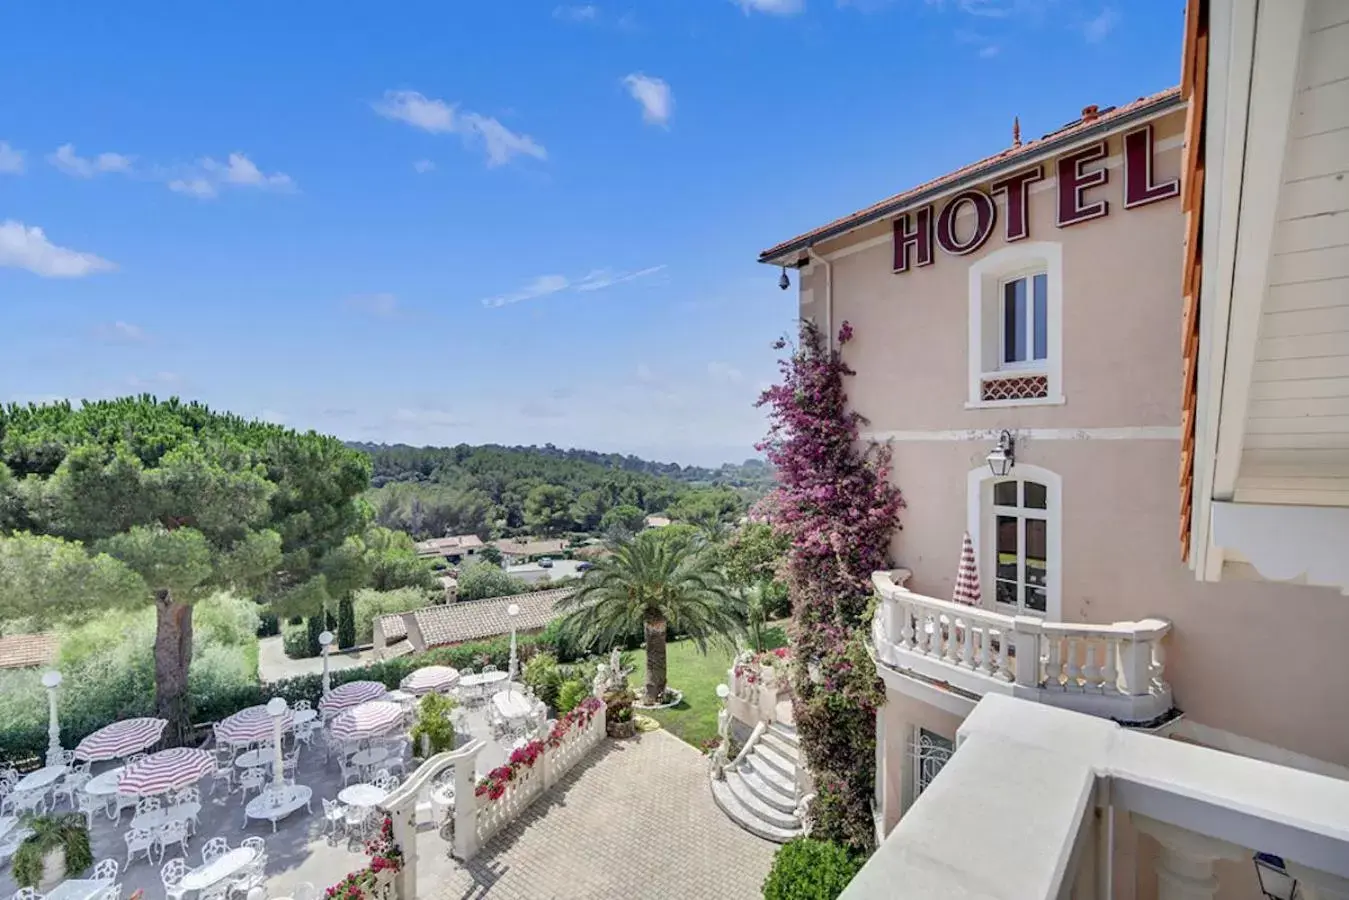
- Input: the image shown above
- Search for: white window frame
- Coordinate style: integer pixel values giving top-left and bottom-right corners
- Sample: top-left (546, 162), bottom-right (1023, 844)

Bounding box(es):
top-left (997, 269), bottom-right (1049, 371)
top-left (967, 241), bottom-right (1065, 408)
top-left (966, 463), bottom-right (1062, 621)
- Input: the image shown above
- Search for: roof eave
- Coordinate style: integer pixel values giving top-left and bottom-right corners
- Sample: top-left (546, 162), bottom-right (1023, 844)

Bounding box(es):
top-left (757, 92), bottom-right (1187, 267)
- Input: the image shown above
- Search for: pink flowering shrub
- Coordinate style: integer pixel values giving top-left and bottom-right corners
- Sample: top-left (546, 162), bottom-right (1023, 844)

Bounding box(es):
top-left (756, 319), bottom-right (903, 851)
top-left (326, 817), bottom-right (403, 900)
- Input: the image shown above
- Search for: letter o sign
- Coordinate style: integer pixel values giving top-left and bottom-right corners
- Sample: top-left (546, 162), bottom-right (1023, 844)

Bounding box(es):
top-left (936, 188), bottom-right (997, 256)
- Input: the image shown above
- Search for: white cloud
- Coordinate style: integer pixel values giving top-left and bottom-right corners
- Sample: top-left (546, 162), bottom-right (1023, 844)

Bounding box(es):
top-left (167, 153), bottom-right (294, 199)
top-left (345, 293), bottom-right (400, 317)
top-left (481, 274), bottom-right (571, 308)
top-left (732, 0), bottom-right (804, 14)
top-left (412, 159), bottom-right (436, 173)
top-left (0, 141), bottom-right (24, 175)
top-left (167, 177), bottom-right (217, 199)
top-left (374, 90), bottom-right (547, 167)
top-left (259, 409), bottom-right (287, 425)
top-left (978, 43), bottom-right (1000, 57)
top-left (554, 4), bottom-right (598, 20)
top-left (483, 265), bottom-right (666, 308)
top-left (707, 361), bottom-right (745, 384)
top-left (1081, 6), bottom-right (1119, 42)
top-left (0, 220), bottom-right (117, 278)
top-left (622, 74), bottom-right (674, 127)
top-left (97, 321), bottom-right (147, 342)
top-left (49, 144), bottom-right (134, 178)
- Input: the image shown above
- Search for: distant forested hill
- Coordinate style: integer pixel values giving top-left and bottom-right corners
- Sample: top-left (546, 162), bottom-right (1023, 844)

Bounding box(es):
top-left (348, 442), bottom-right (775, 540)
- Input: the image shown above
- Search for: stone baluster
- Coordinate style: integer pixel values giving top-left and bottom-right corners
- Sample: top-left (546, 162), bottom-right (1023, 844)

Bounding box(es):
top-left (977, 623), bottom-right (994, 676)
top-left (1062, 634), bottom-right (1081, 690)
top-left (1043, 633), bottom-right (1063, 689)
top-left (945, 616), bottom-right (962, 665)
top-left (1081, 638), bottom-right (1102, 692)
top-left (959, 618), bottom-right (975, 668)
top-left (898, 599), bottom-right (915, 651)
top-left (1100, 637), bottom-right (1119, 693)
top-left (917, 610), bottom-right (933, 656)
top-left (995, 626), bottom-right (1012, 681)
top-left (1130, 816), bottom-right (1245, 900)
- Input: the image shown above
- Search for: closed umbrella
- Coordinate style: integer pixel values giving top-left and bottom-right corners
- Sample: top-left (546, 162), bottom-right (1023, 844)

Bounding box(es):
top-left (74, 717), bottom-right (167, 762)
top-left (953, 531), bottom-right (981, 606)
top-left (400, 666), bottom-right (460, 696)
top-left (330, 701), bottom-right (404, 742)
top-left (118, 748), bottom-right (215, 795)
top-left (320, 680), bottom-right (388, 715)
top-left (215, 704), bottom-right (294, 745)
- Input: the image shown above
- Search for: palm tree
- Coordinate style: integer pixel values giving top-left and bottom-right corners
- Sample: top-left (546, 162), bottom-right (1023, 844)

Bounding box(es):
top-left (556, 530), bottom-right (745, 704)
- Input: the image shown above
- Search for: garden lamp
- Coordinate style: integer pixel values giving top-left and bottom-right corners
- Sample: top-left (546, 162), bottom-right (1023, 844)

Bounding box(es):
top-left (319, 630), bottom-right (334, 698)
top-left (507, 603), bottom-right (521, 683)
top-left (41, 670), bottom-right (63, 767)
top-left (266, 697), bottom-right (288, 789)
top-left (986, 430), bottom-right (1015, 477)
top-left (1253, 854), bottom-right (1299, 900)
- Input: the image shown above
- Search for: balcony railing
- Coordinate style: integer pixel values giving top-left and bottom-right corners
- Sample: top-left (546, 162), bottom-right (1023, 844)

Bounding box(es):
top-left (871, 571), bottom-right (1172, 725)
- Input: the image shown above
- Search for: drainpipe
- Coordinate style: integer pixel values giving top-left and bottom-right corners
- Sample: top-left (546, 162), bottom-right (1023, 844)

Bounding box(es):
top-left (806, 246), bottom-right (833, 351)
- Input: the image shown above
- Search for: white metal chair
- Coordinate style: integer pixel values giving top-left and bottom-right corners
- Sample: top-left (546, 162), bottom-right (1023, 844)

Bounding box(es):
top-left (12, 888), bottom-right (42, 900)
top-left (240, 835), bottom-right (266, 862)
top-left (199, 882), bottom-right (229, 900)
top-left (7, 789), bottom-right (46, 817)
top-left (160, 858), bottom-right (189, 900)
top-left (75, 789), bottom-right (101, 829)
top-left (237, 767), bottom-right (266, 802)
top-left (321, 798), bottom-right (346, 839)
top-left (482, 664), bottom-right (498, 673)
top-left (293, 698), bottom-right (313, 712)
top-left (373, 772), bottom-right (399, 792)
top-left (135, 796), bottom-right (161, 816)
top-left (92, 858), bottom-right (120, 881)
top-left (282, 747), bottom-right (300, 781)
top-left (92, 882), bottom-right (122, 900)
top-left (107, 792), bottom-right (137, 822)
top-left (228, 852), bottom-right (267, 899)
top-left (209, 760), bottom-right (235, 797)
top-left (171, 785), bottom-right (200, 806)
top-left (293, 720), bottom-right (316, 750)
top-left (156, 819), bottom-right (190, 863)
top-left (124, 753), bottom-right (146, 767)
top-left (336, 755), bottom-right (359, 787)
top-left (123, 827), bottom-right (155, 868)
top-left (201, 836), bottom-right (230, 865)
top-left (54, 763), bottom-right (91, 807)
top-left (343, 803), bottom-right (370, 840)
top-left (292, 882), bottom-right (317, 900)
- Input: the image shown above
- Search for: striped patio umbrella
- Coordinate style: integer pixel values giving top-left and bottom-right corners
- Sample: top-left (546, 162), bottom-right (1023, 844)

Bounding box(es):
top-left (953, 531), bottom-right (982, 606)
top-left (74, 717), bottom-right (167, 762)
top-left (215, 704), bottom-right (294, 745)
top-left (117, 748), bottom-right (215, 796)
top-left (329, 700), bottom-right (405, 742)
top-left (400, 665), bottom-right (460, 696)
top-left (320, 680), bottom-right (388, 715)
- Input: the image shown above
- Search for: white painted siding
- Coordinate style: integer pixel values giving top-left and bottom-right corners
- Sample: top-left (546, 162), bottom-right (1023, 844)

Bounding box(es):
top-left (1236, 5), bottom-right (1349, 505)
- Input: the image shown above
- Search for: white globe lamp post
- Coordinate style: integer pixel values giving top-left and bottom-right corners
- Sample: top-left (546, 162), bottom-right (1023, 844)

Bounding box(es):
top-left (507, 603), bottom-right (521, 683)
top-left (266, 697), bottom-right (288, 789)
top-left (41, 670), bottom-right (63, 767)
top-left (319, 630), bottom-right (334, 699)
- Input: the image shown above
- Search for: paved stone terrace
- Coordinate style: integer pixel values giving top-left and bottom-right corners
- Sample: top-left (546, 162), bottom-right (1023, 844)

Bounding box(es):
top-left (434, 729), bottom-right (778, 900)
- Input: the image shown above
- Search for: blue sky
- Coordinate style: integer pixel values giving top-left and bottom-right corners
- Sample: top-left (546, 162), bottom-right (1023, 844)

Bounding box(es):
top-left (0, 0), bottom-right (1182, 466)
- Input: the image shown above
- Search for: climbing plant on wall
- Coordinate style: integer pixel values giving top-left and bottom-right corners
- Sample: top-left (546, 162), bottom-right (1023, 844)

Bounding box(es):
top-left (756, 319), bottom-right (904, 851)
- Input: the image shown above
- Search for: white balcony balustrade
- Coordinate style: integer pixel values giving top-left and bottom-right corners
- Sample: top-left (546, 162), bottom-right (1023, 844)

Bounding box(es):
top-left (871, 571), bottom-right (1172, 724)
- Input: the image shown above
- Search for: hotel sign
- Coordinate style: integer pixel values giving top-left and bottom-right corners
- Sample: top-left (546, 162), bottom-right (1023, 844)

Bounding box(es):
top-left (892, 125), bottom-right (1179, 272)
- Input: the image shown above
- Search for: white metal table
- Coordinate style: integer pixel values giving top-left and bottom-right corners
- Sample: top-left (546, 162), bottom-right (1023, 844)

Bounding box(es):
top-left (14, 764), bottom-right (67, 792)
top-left (243, 784), bottom-right (312, 832)
top-left (181, 846), bottom-right (258, 892)
top-left (492, 690), bottom-right (533, 721)
top-left (43, 878), bottom-right (114, 900)
top-left (233, 749), bottom-right (274, 769)
top-left (349, 747), bottom-right (389, 769)
top-left (292, 708), bottom-right (318, 726)
top-left (131, 801), bottom-right (200, 832)
top-left (337, 784), bottom-right (389, 808)
top-left (82, 767), bottom-right (126, 798)
top-left (459, 671), bottom-right (508, 690)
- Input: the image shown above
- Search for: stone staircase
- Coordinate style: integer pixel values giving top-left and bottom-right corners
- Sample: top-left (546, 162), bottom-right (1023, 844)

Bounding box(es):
top-left (710, 722), bottom-right (804, 843)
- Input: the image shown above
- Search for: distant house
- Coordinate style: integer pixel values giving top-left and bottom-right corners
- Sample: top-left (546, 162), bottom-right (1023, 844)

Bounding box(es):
top-left (644, 516), bottom-right (671, 529)
top-left (491, 537), bottom-right (567, 566)
top-left (415, 534), bottom-right (485, 564)
top-left (373, 587), bottom-right (574, 658)
top-left (438, 574), bottom-right (459, 601)
top-left (0, 633), bottom-right (59, 671)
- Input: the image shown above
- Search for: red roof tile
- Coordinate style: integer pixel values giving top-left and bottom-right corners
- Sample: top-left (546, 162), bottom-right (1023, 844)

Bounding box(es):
top-left (0, 633), bottom-right (59, 670)
top-left (759, 87), bottom-right (1184, 263)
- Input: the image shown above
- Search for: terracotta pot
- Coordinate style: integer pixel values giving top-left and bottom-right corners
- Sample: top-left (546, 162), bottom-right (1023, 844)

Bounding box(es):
top-left (607, 719), bottom-right (637, 739)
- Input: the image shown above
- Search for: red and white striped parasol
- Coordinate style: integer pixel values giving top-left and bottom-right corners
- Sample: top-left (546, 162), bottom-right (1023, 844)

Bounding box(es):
top-left (215, 704), bottom-right (294, 745)
top-left (74, 717), bottom-right (167, 762)
top-left (320, 680), bottom-right (388, 715)
top-left (953, 531), bottom-right (982, 606)
top-left (117, 747), bottom-right (216, 796)
top-left (400, 665), bottom-right (460, 696)
top-left (329, 700), bottom-right (404, 742)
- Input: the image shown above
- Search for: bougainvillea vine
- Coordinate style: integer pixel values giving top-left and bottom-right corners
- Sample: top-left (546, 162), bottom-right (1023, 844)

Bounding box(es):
top-left (756, 319), bottom-right (904, 851)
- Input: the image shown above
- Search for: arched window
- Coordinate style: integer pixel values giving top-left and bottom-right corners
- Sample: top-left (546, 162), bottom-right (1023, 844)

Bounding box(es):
top-left (966, 242), bottom-right (1064, 407)
top-left (966, 463), bottom-right (1061, 619)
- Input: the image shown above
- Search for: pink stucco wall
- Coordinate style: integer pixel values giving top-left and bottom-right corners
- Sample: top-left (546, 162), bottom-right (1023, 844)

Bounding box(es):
top-left (800, 108), bottom-right (1349, 768)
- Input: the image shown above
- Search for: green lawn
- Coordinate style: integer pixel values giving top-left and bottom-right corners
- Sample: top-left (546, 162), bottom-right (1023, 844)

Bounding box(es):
top-left (625, 625), bottom-right (787, 749)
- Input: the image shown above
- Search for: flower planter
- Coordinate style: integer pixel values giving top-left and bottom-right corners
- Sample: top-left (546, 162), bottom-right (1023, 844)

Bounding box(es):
top-left (607, 719), bottom-right (636, 739)
top-left (38, 848), bottom-right (65, 893)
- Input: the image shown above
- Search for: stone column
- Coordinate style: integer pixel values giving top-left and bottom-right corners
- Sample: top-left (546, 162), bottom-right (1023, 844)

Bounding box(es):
top-left (1132, 816), bottom-right (1246, 900)
top-left (1287, 863), bottom-right (1349, 900)
top-left (453, 756), bottom-right (481, 861)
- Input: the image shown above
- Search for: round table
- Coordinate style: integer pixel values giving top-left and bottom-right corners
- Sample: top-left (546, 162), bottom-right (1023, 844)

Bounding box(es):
top-left (181, 847), bottom-right (258, 892)
top-left (14, 764), bottom-right (67, 792)
top-left (349, 747), bottom-right (389, 769)
top-left (82, 767), bottom-right (126, 798)
top-left (292, 708), bottom-right (318, 726)
top-left (492, 690), bottom-right (534, 720)
top-left (384, 690), bottom-right (416, 705)
top-left (233, 749), bottom-right (273, 769)
top-left (337, 784), bottom-right (389, 808)
top-left (458, 671), bottom-right (509, 689)
top-left (243, 785), bottom-right (312, 833)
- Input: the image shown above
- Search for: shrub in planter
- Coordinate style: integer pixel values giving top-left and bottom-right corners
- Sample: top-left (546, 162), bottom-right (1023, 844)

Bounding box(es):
top-left (556, 679), bottom-right (588, 714)
top-left (11, 814), bottom-right (95, 889)
top-left (522, 653), bottom-right (562, 708)
top-left (603, 686), bottom-right (636, 737)
top-left (761, 838), bottom-right (864, 900)
top-left (409, 693), bottom-right (458, 758)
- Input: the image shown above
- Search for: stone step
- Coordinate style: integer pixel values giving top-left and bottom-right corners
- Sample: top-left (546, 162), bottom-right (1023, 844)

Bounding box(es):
top-left (711, 778), bottom-right (802, 844)
top-left (737, 764), bottom-right (797, 813)
top-left (752, 741), bottom-right (797, 781)
top-left (768, 721), bottom-right (799, 747)
top-left (726, 772), bottom-right (799, 829)
top-left (758, 728), bottom-right (799, 762)
top-left (742, 754), bottom-right (796, 798)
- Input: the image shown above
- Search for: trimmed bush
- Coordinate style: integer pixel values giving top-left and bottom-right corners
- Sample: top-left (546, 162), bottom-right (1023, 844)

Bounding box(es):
top-left (555, 679), bottom-right (588, 714)
top-left (337, 597), bottom-right (356, 650)
top-left (282, 622), bottom-right (314, 659)
top-left (761, 839), bottom-right (865, 900)
top-left (522, 652), bottom-right (562, 708)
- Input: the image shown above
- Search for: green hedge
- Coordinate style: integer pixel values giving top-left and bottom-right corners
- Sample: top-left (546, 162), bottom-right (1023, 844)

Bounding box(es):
top-left (762, 839), bottom-right (866, 900)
